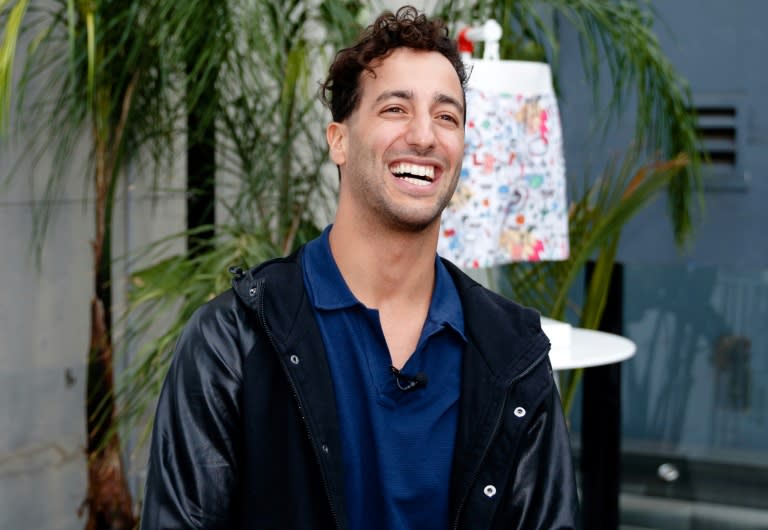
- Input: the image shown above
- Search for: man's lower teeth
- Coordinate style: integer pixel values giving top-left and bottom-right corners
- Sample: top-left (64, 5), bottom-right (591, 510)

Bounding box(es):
top-left (402, 176), bottom-right (429, 186)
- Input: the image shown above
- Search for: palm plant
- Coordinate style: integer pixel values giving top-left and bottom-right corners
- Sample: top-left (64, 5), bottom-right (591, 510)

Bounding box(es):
top-left (0, 0), bottom-right (244, 527)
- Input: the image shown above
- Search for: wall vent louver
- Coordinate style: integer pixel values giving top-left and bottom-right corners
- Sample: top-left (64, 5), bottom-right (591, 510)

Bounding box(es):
top-left (692, 103), bottom-right (748, 191)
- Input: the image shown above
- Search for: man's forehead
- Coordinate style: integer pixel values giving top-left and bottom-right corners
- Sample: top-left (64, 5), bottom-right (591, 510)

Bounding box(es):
top-left (365, 48), bottom-right (458, 77)
top-left (360, 50), bottom-right (463, 98)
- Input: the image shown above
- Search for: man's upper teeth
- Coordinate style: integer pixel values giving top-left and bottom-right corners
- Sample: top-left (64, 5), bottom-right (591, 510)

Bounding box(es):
top-left (392, 162), bottom-right (434, 179)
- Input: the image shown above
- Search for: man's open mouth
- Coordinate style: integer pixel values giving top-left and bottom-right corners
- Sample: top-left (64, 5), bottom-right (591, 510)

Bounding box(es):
top-left (390, 162), bottom-right (435, 187)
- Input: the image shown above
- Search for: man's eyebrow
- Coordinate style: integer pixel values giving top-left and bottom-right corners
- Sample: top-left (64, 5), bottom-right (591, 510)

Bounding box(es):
top-left (374, 90), bottom-right (413, 103)
top-left (434, 93), bottom-right (464, 115)
top-left (374, 90), bottom-right (464, 114)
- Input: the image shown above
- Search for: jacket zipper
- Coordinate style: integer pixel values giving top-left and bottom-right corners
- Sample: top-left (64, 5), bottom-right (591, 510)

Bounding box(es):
top-left (451, 337), bottom-right (551, 530)
top-left (253, 279), bottom-right (343, 530)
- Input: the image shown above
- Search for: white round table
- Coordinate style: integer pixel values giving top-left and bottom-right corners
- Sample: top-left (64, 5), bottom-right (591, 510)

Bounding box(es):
top-left (548, 327), bottom-right (637, 370)
top-left (541, 317), bottom-right (636, 370)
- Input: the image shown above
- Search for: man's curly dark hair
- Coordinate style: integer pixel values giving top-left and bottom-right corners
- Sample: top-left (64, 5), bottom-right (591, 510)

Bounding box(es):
top-left (320, 5), bottom-right (467, 123)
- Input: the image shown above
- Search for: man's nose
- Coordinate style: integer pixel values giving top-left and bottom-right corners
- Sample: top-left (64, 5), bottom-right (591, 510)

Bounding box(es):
top-left (404, 114), bottom-right (436, 150)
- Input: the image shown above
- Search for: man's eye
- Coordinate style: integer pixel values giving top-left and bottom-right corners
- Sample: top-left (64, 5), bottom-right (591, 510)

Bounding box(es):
top-left (438, 114), bottom-right (459, 124)
top-left (383, 106), bottom-right (404, 113)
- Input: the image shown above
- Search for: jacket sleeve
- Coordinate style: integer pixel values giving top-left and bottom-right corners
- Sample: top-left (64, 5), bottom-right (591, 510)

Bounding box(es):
top-left (140, 298), bottom-right (244, 530)
top-left (512, 385), bottom-right (580, 530)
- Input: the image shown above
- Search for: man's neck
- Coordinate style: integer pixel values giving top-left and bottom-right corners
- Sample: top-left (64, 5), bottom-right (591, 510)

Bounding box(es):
top-left (328, 218), bottom-right (438, 310)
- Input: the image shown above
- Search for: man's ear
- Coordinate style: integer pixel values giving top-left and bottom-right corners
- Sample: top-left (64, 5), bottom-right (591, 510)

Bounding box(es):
top-left (326, 122), bottom-right (347, 165)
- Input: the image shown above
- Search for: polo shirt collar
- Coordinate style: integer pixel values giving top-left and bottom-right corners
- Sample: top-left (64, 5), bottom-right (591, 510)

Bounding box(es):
top-left (303, 225), bottom-right (359, 310)
top-left (429, 260), bottom-right (466, 341)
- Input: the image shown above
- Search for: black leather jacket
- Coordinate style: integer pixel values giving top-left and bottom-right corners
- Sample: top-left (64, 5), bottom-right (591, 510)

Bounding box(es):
top-left (140, 249), bottom-right (579, 529)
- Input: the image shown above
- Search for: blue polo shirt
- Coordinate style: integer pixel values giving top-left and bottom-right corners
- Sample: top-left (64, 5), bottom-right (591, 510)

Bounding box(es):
top-left (301, 226), bottom-right (466, 530)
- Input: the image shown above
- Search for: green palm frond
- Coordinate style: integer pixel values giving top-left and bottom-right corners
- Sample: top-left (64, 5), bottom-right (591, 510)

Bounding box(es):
top-left (0, 0), bottom-right (30, 133)
top-left (1, 0), bottom-right (263, 242)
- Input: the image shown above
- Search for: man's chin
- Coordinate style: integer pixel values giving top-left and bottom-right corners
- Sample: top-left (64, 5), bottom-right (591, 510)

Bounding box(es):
top-left (383, 212), bottom-right (443, 235)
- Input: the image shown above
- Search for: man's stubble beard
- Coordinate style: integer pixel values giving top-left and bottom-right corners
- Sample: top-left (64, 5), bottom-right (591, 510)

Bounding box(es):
top-left (350, 166), bottom-right (461, 235)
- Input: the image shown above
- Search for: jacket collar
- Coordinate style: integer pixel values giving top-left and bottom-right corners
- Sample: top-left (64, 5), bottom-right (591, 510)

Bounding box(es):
top-left (441, 258), bottom-right (550, 383)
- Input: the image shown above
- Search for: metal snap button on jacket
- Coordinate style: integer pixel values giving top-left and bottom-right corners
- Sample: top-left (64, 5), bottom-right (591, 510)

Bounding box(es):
top-left (514, 406), bottom-right (526, 417)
